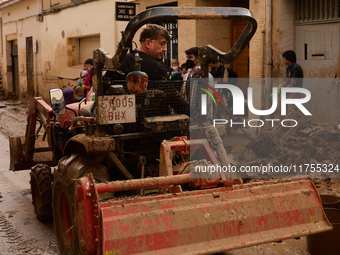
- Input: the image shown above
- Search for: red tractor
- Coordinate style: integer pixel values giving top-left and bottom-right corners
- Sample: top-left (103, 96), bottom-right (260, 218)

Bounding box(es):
top-left (9, 7), bottom-right (331, 255)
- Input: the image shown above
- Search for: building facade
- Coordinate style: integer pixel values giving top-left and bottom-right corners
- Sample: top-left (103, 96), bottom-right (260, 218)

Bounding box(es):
top-left (0, 0), bottom-right (339, 118)
top-left (0, 0), bottom-right (128, 101)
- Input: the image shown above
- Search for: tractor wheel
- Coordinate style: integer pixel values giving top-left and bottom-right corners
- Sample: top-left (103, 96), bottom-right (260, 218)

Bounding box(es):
top-left (30, 164), bottom-right (53, 222)
top-left (53, 153), bottom-right (109, 255)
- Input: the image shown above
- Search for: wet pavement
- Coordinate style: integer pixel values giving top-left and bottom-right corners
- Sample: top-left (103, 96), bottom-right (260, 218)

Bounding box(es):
top-left (0, 100), bottom-right (59, 254)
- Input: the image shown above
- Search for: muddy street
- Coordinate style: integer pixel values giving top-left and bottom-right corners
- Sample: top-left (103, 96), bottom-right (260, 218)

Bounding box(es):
top-left (0, 99), bottom-right (334, 255)
top-left (0, 100), bottom-right (59, 255)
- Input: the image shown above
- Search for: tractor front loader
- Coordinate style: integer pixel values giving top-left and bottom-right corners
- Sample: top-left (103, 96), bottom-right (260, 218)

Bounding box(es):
top-left (10, 7), bottom-right (332, 255)
top-left (9, 95), bottom-right (94, 220)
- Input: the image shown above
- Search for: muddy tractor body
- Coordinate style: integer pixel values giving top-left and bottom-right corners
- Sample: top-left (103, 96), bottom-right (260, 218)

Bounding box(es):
top-left (9, 7), bottom-right (332, 255)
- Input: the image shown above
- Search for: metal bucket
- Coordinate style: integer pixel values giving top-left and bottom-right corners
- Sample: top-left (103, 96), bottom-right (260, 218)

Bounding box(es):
top-left (320, 194), bottom-right (340, 209)
top-left (307, 208), bottom-right (340, 255)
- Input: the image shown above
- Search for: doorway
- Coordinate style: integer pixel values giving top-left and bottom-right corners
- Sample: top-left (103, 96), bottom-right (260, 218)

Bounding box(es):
top-left (26, 37), bottom-right (34, 96)
top-left (11, 40), bottom-right (19, 98)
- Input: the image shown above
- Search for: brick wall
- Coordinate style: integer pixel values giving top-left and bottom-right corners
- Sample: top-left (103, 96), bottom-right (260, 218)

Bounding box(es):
top-left (249, 0), bottom-right (266, 78)
top-left (195, 0), bottom-right (230, 64)
top-left (248, 0), bottom-right (294, 78)
top-left (178, 0), bottom-right (196, 65)
top-left (278, 0), bottom-right (294, 78)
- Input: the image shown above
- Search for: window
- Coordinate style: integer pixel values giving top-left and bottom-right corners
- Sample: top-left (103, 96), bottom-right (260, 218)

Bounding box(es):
top-left (295, 0), bottom-right (339, 22)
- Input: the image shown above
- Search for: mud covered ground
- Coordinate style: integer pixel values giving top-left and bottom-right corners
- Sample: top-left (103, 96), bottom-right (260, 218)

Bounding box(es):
top-left (0, 100), bottom-right (59, 254)
top-left (0, 99), bottom-right (338, 255)
top-left (0, 100), bottom-right (28, 137)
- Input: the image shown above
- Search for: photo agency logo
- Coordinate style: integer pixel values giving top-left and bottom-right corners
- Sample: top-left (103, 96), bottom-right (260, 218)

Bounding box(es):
top-left (200, 83), bottom-right (312, 128)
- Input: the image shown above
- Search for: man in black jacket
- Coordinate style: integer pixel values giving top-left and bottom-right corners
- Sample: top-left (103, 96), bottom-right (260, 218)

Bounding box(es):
top-left (116, 24), bottom-right (189, 115)
top-left (119, 24), bottom-right (169, 80)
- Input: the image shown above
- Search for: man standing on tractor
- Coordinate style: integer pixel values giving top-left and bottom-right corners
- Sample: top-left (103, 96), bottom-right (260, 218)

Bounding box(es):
top-left (115, 24), bottom-right (189, 115)
top-left (118, 24), bottom-right (170, 81)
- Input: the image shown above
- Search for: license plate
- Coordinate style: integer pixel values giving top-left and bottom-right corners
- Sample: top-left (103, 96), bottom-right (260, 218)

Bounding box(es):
top-left (97, 95), bottom-right (136, 124)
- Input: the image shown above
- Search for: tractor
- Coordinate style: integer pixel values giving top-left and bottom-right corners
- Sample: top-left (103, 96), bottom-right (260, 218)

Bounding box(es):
top-left (9, 7), bottom-right (331, 255)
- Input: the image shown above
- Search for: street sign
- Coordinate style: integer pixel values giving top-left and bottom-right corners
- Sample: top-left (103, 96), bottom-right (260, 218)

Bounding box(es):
top-left (116, 2), bottom-right (136, 21)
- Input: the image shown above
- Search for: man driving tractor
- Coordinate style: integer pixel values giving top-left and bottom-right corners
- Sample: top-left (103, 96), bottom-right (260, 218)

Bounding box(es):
top-left (117, 24), bottom-right (169, 81)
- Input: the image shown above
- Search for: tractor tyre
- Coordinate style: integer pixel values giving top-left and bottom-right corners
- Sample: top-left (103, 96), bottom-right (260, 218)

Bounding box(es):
top-left (30, 164), bottom-right (53, 222)
top-left (52, 153), bottom-right (109, 255)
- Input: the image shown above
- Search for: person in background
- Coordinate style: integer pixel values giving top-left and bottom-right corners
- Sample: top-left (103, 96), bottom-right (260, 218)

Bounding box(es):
top-left (282, 50), bottom-right (303, 88)
top-left (83, 58), bottom-right (94, 98)
top-left (208, 58), bottom-right (238, 85)
top-left (78, 66), bottom-right (89, 88)
top-left (169, 58), bottom-right (180, 77)
top-left (180, 63), bottom-right (188, 79)
top-left (183, 47), bottom-right (201, 80)
top-left (208, 59), bottom-right (225, 78)
top-left (281, 50), bottom-right (304, 113)
top-left (63, 86), bottom-right (84, 105)
top-left (180, 47), bottom-right (215, 120)
top-left (182, 47), bottom-right (214, 99)
top-left (170, 63), bottom-right (188, 81)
